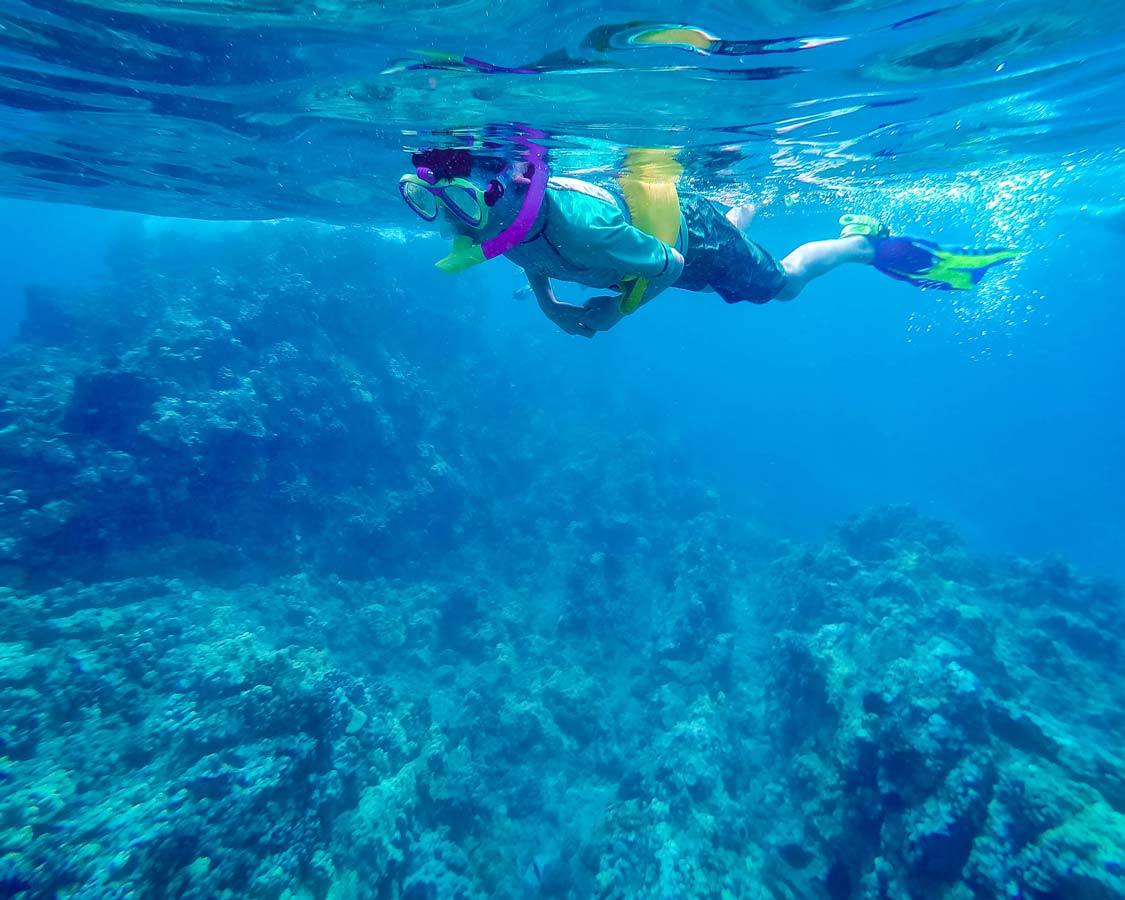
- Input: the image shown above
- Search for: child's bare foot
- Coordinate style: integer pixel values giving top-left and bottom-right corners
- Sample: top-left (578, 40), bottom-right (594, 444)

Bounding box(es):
top-left (725, 203), bottom-right (757, 232)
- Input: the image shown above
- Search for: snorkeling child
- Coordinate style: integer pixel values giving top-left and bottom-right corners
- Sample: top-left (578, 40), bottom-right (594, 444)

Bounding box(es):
top-left (399, 146), bottom-right (1021, 338)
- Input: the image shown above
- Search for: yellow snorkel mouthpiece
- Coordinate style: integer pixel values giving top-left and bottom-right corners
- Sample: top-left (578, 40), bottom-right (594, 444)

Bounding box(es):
top-left (435, 235), bottom-right (487, 274)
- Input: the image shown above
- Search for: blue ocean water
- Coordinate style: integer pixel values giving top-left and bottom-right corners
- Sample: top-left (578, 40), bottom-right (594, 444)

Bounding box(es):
top-left (1, 2), bottom-right (1125, 898)
top-left (0, 200), bottom-right (119, 341)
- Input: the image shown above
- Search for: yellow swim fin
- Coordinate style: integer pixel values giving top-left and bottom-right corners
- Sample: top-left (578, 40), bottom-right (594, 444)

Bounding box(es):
top-left (630, 26), bottom-right (719, 54)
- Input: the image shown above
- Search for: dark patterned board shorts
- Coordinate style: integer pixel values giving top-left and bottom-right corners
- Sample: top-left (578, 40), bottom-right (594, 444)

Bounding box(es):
top-left (676, 195), bottom-right (787, 304)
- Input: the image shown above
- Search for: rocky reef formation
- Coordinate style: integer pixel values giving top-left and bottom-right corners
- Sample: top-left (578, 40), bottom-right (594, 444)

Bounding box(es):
top-left (743, 509), bottom-right (1125, 900)
top-left (0, 224), bottom-right (1122, 899)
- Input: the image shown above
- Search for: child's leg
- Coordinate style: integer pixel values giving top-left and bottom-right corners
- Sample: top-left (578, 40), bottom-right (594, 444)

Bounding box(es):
top-left (775, 236), bottom-right (873, 300)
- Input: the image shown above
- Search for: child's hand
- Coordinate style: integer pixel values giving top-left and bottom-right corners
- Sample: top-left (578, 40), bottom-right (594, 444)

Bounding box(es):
top-left (579, 295), bottom-right (625, 332)
top-left (545, 300), bottom-right (596, 338)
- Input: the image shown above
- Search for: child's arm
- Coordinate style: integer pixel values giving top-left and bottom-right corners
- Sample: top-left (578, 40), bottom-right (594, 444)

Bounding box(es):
top-left (594, 220), bottom-right (685, 301)
top-left (525, 271), bottom-right (595, 338)
top-left (573, 221), bottom-right (685, 330)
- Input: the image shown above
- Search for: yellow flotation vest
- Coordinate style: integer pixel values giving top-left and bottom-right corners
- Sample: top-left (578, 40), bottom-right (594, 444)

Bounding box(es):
top-left (616, 147), bottom-right (683, 314)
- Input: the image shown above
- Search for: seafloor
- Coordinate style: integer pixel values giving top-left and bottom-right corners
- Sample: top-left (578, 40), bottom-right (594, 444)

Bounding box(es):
top-left (0, 223), bottom-right (1122, 900)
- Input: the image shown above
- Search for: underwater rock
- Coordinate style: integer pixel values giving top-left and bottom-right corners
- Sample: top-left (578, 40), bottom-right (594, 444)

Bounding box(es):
top-left (0, 225), bottom-right (1122, 899)
top-left (63, 369), bottom-right (160, 449)
top-left (1018, 802), bottom-right (1125, 898)
top-left (749, 505), bottom-right (1125, 898)
top-left (0, 225), bottom-right (517, 584)
top-left (0, 576), bottom-right (428, 898)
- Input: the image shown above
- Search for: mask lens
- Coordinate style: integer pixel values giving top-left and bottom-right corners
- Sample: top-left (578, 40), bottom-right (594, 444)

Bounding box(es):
top-left (401, 181), bottom-right (438, 220)
top-left (442, 185), bottom-right (484, 226)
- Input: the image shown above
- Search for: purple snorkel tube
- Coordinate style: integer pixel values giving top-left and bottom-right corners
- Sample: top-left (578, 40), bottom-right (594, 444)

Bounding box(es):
top-left (481, 138), bottom-right (548, 259)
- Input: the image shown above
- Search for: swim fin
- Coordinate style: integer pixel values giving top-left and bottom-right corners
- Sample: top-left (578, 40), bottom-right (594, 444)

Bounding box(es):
top-left (869, 236), bottom-right (1023, 290)
top-left (839, 213), bottom-right (888, 239)
top-left (629, 25), bottom-right (720, 54)
top-left (840, 214), bottom-right (1022, 289)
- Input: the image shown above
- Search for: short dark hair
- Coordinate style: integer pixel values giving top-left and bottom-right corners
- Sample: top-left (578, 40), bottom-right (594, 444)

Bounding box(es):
top-left (411, 148), bottom-right (505, 180)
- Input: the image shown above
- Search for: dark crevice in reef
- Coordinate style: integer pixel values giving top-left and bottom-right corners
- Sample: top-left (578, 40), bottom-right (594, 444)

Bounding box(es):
top-left (0, 223), bottom-right (1123, 899)
top-left (63, 368), bottom-right (160, 448)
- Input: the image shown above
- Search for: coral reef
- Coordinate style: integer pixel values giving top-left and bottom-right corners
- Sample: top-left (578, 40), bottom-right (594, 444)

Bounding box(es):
top-left (0, 224), bottom-right (1122, 898)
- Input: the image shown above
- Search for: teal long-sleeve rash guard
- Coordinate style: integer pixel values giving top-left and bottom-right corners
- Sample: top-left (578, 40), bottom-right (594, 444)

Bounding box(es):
top-left (502, 176), bottom-right (685, 297)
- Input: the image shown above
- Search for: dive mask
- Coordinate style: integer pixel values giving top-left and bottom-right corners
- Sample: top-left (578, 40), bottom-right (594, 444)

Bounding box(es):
top-left (399, 169), bottom-right (504, 230)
